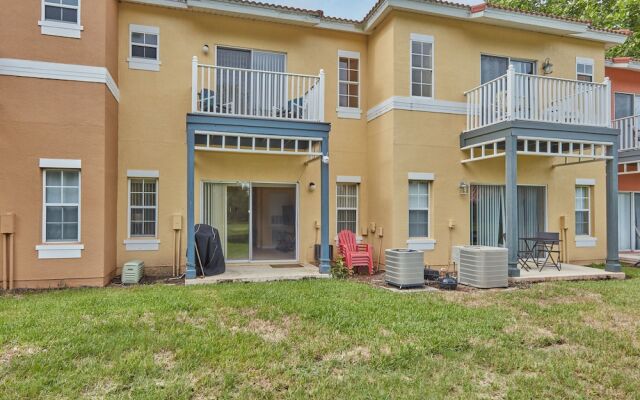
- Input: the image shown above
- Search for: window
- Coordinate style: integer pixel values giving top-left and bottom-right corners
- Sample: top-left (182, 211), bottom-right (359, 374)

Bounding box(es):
top-left (43, 0), bottom-right (79, 23)
top-left (410, 35), bottom-right (434, 98)
top-left (337, 50), bottom-right (360, 118)
top-left (481, 55), bottom-right (535, 84)
top-left (128, 25), bottom-right (160, 71)
top-left (576, 58), bottom-right (594, 82)
top-left (39, 0), bottom-right (82, 38)
top-left (336, 183), bottom-right (358, 234)
top-left (575, 186), bottom-right (591, 236)
top-left (408, 180), bottom-right (429, 237)
top-left (615, 93), bottom-right (640, 119)
top-left (129, 178), bottom-right (158, 237)
top-left (43, 170), bottom-right (80, 242)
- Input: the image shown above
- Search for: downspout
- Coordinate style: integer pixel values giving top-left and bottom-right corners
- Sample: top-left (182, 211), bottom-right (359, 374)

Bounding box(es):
top-left (1, 213), bottom-right (15, 290)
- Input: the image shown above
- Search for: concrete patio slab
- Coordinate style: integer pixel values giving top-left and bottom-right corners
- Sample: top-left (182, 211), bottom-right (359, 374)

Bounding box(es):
top-left (185, 263), bottom-right (329, 285)
top-left (509, 263), bottom-right (625, 284)
top-left (620, 252), bottom-right (640, 265)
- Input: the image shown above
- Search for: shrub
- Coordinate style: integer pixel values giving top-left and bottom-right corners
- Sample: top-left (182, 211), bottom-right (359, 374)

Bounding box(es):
top-left (331, 256), bottom-right (351, 279)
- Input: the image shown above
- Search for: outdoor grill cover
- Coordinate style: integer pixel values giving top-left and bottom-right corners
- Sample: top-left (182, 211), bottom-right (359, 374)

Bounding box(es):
top-left (194, 224), bottom-right (226, 276)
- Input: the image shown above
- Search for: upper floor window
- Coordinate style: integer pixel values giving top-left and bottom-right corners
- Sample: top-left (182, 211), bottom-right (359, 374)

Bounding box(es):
top-left (337, 50), bottom-right (360, 119)
top-left (614, 93), bottom-right (640, 119)
top-left (410, 34), bottom-right (434, 98)
top-left (39, 0), bottom-right (83, 38)
top-left (481, 55), bottom-right (535, 84)
top-left (128, 25), bottom-right (160, 71)
top-left (576, 57), bottom-right (594, 82)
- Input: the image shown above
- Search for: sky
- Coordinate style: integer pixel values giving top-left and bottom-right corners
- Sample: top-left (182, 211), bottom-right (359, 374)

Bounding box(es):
top-left (266, 0), bottom-right (483, 20)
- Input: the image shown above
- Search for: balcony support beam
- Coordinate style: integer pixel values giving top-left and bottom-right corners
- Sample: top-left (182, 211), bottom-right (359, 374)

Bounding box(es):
top-left (505, 135), bottom-right (519, 277)
top-left (605, 144), bottom-right (622, 273)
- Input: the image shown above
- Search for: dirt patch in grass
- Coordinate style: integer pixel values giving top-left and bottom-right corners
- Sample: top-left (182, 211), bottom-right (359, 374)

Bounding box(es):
top-left (222, 312), bottom-right (299, 343)
top-left (154, 350), bottom-right (176, 370)
top-left (322, 346), bottom-right (371, 363)
top-left (83, 379), bottom-right (118, 398)
top-left (0, 345), bottom-right (43, 366)
top-left (582, 308), bottom-right (640, 333)
top-left (176, 311), bottom-right (207, 329)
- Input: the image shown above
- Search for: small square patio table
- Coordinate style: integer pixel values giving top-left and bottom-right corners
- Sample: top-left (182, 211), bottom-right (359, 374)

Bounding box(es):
top-left (518, 232), bottom-right (561, 272)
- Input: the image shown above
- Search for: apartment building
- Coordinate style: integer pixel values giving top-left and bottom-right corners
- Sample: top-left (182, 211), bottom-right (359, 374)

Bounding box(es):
top-left (607, 57), bottom-right (640, 251)
top-left (0, 0), bottom-right (628, 288)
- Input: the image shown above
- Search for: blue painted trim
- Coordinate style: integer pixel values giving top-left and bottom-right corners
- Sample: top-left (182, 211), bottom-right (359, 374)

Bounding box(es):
top-left (504, 136), bottom-right (519, 278)
top-left (606, 142), bottom-right (622, 272)
top-left (460, 120), bottom-right (619, 148)
top-left (187, 114), bottom-right (330, 139)
top-left (319, 137), bottom-right (330, 274)
top-left (186, 126), bottom-right (197, 279)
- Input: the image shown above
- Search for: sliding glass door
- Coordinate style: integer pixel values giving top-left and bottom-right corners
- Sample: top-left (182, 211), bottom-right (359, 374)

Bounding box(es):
top-left (201, 182), bottom-right (296, 262)
top-left (470, 185), bottom-right (546, 248)
top-left (618, 192), bottom-right (640, 251)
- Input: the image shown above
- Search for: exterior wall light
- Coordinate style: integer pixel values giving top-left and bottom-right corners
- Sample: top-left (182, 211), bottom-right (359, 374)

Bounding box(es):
top-left (542, 58), bottom-right (553, 75)
top-left (202, 44), bottom-right (210, 55)
top-left (459, 181), bottom-right (469, 195)
top-left (308, 182), bottom-right (317, 192)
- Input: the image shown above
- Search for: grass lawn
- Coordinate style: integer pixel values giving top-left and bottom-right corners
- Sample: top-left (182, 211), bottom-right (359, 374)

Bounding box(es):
top-left (2, 267), bottom-right (640, 399)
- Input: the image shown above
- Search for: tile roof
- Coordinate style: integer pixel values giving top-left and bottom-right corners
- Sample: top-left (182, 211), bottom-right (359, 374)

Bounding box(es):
top-left (174, 0), bottom-right (631, 37)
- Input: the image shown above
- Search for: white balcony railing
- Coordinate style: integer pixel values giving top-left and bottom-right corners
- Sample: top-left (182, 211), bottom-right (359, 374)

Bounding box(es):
top-left (614, 115), bottom-right (640, 151)
top-left (465, 65), bottom-right (611, 131)
top-left (191, 56), bottom-right (325, 122)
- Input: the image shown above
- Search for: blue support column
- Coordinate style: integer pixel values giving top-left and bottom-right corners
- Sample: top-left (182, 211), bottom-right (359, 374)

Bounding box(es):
top-left (605, 143), bottom-right (621, 272)
top-left (186, 127), bottom-right (197, 279)
top-left (319, 138), bottom-right (330, 274)
top-left (505, 135), bottom-right (520, 277)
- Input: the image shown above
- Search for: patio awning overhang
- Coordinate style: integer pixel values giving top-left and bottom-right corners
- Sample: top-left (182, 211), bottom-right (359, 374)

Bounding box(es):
top-left (460, 120), bottom-right (619, 163)
top-left (459, 119), bottom-right (621, 277)
top-left (185, 114), bottom-right (332, 279)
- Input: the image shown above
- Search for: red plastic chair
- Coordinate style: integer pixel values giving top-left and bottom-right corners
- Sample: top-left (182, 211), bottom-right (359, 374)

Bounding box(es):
top-left (338, 230), bottom-right (373, 275)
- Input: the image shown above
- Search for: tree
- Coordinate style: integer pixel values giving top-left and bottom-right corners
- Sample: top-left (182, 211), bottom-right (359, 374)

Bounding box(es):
top-left (488, 0), bottom-right (640, 57)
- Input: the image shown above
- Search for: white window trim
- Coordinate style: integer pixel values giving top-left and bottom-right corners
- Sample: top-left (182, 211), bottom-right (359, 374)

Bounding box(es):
top-left (39, 158), bottom-right (81, 169)
top-left (128, 24), bottom-right (161, 71)
top-left (406, 238), bottom-right (436, 251)
top-left (336, 175), bottom-right (361, 183)
top-left (575, 185), bottom-right (591, 238)
top-left (127, 169), bottom-right (159, 178)
top-left (575, 236), bottom-right (597, 248)
top-left (576, 57), bottom-right (594, 82)
top-left (408, 172), bottom-right (435, 181)
top-left (410, 33), bottom-right (435, 100)
top-left (41, 169), bottom-right (82, 247)
top-left (39, 0), bottom-right (83, 39)
top-left (336, 182), bottom-right (359, 236)
top-left (36, 244), bottom-right (84, 259)
top-left (576, 178), bottom-right (596, 186)
top-left (408, 179), bottom-right (431, 240)
top-left (127, 177), bottom-right (159, 243)
top-left (337, 50), bottom-right (361, 119)
top-left (124, 239), bottom-right (160, 251)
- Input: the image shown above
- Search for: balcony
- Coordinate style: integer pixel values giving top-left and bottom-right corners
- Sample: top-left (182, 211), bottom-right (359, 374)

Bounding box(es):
top-left (464, 66), bottom-right (611, 132)
top-left (614, 115), bottom-right (640, 152)
top-left (191, 56), bottom-right (325, 123)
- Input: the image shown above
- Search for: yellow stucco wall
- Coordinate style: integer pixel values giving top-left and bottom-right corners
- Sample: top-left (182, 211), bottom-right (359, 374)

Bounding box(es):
top-left (117, 4), bottom-right (370, 269)
top-left (116, 5), bottom-right (612, 272)
top-left (363, 12), bottom-right (609, 266)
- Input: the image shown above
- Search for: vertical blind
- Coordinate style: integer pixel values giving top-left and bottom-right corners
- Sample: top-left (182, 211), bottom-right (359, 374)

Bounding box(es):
top-left (471, 185), bottom-right (545, 247)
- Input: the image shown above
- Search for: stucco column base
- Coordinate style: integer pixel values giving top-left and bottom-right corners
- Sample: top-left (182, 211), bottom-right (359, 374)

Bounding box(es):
top-left (508, 264), bottom-right (520, 277)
